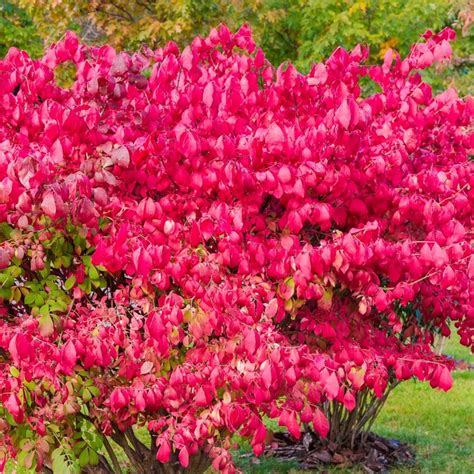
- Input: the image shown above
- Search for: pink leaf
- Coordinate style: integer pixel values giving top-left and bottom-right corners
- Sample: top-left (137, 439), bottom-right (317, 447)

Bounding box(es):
top-left (195, 387), bottom-right (208, 407)
top-left (266, 123), bottom-right (285, 145)
top-left (178, 447), bottom-right (189, 468)
top-left (277, 165), bottom-right (292, 184)
top-left (261, 362), bottom-right (272, 389)
top-left (313, 408), bottom-right (329, 438)
top-left (51, 139), bottom-right (64, 164)
top-left (60, 340), bottom-right (77, 375)
top-left (203, 83), bottom-right (214, 107)
top-left (5, 393), bottom-right (23, 423)
top-left (181, 46), bottom-right (193, 70)
top-left (156, 440), bottom-right (171, 464)
top-left (41, 192), bottom-right (57, 218)
top-left (335, 99), bottom-right (351, 129)
top-left (343, 391), bottom-right (356, 411)
top-left (244, 329), bottom-right (258, 355)
top-left (324, 372), bottom-right (339, 400)
top-left (111, 146), bottom-right (130, 167)
top-left (265, 299), bottom-right (279, 318)
top-left (438, 366), bottom-right (453, 392)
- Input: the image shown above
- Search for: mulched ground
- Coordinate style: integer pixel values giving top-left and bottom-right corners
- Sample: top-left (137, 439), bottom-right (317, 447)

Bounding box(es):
top-left (453, 358), bottom-right (474, 371)
top-left (242, 430), bottom-right (416, 473)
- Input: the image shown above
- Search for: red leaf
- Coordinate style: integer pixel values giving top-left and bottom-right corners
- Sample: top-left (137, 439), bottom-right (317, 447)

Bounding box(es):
top-left (441, 265), bottom-right (455, 288)
top-left (137, 198), bottom-right (156, 219)
top-left (324, 372), bottom-right (339, 400)
top-left (300, 405), bottom-right (313, 423)
top-left (335, 99), bottom-right (351, 129)
top-left (60, 340), bottom-right (77, 375)
top-left (147, 312), bottom-right (164, 340)
top-left (41, 192), bottom-right (57, 218)
top-left (134, 248), bottom-right (153, 276)
top-left (110, 389), bottom-right (129, 410)
top-left (8, 334), bottom-right (32, 364)
top-left (0, 248), bottom-right (10, 269)
top-left (110, 54), bottom-right (128, 76)
top-left (285, 366), bottom-right (297, 386)
top-left (179, 131), bottom-right (198, 157)
top-left (156, 440), bottom-right (171, 463)
top-left (468, 255), bottom-right (474, 279)
top-left (438, 366), bottom-right (453, 392)
top-left (313, 408), bottom-right (329, 438)
top-left (279, 410), bottom-right (301, 439)
top-left (178, 447), bottom-right (189, 468)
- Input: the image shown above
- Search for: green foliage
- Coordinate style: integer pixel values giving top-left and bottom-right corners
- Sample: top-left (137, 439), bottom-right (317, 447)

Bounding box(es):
top-left (51, 447), bottom-right (80, 474)
top-left (0, 221), bottom-right (109, 473)
top-left (239, 0), bottom-right (304, 66)
top-left (0, 1), bottom-right (43, 58)
top-left (296, 0), bottom-right (451, 65)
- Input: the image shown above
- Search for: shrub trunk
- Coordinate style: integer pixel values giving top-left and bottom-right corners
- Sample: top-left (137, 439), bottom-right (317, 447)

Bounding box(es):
top-left (322, 383), bottom-right (398, 450)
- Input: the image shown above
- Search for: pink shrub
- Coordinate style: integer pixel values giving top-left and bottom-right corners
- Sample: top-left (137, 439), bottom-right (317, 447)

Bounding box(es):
top-left (0, 25), bottom-right (472, 473)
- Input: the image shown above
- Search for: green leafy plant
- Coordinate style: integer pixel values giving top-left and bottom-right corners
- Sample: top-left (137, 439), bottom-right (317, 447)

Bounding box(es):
top-left (0, 1), bottom-right (43, 58)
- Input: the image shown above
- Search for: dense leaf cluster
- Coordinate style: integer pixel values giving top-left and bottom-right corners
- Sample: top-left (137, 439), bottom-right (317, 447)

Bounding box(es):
top-left (0, 25), bottom-right (472, 473)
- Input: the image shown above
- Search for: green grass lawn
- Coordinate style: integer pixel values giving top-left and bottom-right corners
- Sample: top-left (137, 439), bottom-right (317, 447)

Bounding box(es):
top-left (373, 370), bottom-right (474, 474)
top-left (444, 333), bottom-right (474, 365)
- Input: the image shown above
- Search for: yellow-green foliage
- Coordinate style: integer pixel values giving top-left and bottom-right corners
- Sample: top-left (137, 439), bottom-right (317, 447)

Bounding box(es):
top-left (0, 1), bottom-right (43, 57)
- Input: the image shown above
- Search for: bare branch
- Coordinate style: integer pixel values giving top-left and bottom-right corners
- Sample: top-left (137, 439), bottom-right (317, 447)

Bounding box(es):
top-left (125, 427), bottom-right (150, 457)
top-left (103, 436), bottom-right (123, 474)
top-left (452, 55), bottom-right (474, 67)
top-left (136, 0), bottom-right (154, 14)
top-left (106, 1), bottom-right (135, 21)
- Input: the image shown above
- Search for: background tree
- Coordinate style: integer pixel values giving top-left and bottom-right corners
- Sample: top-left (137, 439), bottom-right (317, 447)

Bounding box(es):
top-left (0, 0), bottom-right (43, 58)
top-left (13, 0), bottom-right (249, 50)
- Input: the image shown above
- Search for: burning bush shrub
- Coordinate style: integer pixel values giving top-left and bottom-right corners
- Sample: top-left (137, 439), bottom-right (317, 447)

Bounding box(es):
top-left (0, 25), bottom-right (472, 473)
